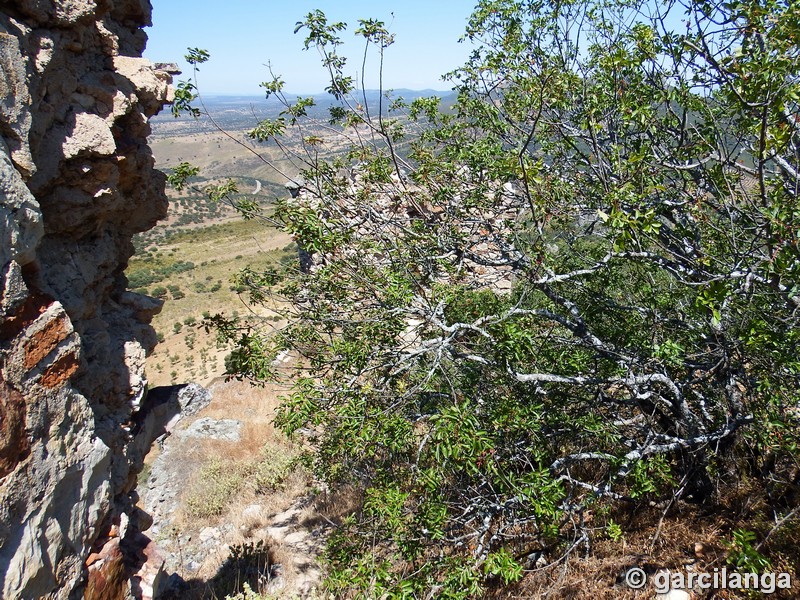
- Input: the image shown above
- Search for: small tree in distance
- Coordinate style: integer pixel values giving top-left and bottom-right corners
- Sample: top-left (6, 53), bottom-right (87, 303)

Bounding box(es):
top-left (174, 0), bottom-right (800, 596)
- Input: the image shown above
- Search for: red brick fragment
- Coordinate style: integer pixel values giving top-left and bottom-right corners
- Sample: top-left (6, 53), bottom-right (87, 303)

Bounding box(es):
top-left (23, 314), bottom-right (69, 370)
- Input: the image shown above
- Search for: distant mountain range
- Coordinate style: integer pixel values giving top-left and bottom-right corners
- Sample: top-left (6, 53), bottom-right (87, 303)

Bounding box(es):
top-left (152, 89), bottom-right (458, 131)
top-left (201, 89), bottom-right (455, 106)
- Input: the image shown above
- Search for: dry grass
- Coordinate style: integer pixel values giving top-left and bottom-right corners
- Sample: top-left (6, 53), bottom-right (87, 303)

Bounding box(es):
top-left (149, 128), bottom-right (297, 182)
top-left (300, 485), bottom-right (363, 532)
top-left (492, 498), bottom-right (800, 599)
top-left (134, 219), bottom-right (294, 387)
top-left (161, 374), bottom-right (324, 599)
top-left (175, 378), bottom-right (305, 519)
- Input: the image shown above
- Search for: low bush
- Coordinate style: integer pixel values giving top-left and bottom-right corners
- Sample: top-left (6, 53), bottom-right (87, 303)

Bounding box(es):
top-left (183, 445), bottom-right (301, 520)
top-left (184, 458), bottom-right (250, 519)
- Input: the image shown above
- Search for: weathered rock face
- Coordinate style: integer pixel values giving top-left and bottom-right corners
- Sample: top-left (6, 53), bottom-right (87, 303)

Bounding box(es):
top-left (289, 170), bottom-right (518, 293)
top-left (0, 1), bottom-right (174, 598)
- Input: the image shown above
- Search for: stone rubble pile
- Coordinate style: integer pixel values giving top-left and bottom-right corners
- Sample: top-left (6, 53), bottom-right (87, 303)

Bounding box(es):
top-left (288, 168), bottom-right (524, 293)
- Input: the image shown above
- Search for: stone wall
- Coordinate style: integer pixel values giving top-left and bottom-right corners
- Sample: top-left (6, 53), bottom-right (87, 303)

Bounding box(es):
top-left (0, 1), bottom-right (174, 598)
top-left (289, 170), bottom-right (518, 292)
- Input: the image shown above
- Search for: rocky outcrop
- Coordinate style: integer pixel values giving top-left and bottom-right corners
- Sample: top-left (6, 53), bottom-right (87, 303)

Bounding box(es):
top-left (288, 169), bottom-right (519, 292)
top-left (0, 1), bottom-right (175, 598)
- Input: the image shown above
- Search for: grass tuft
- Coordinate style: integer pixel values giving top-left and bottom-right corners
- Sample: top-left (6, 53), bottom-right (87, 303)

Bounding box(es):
top-left (184, 444), bottom-right (301, 519)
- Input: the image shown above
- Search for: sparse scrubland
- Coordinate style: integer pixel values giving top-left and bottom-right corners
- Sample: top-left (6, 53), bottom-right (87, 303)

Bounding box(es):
top-left (129, 218), bottom-right (294, 386)
top-left (141, 0), bottom-right (800, 597)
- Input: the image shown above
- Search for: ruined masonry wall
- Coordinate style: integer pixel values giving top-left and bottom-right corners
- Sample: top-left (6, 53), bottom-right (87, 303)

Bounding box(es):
top-left (0, 1), bottom-right (173, 598)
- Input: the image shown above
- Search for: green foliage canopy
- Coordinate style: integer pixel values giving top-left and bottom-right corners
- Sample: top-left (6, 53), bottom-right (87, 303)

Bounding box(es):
top-left (181, 0), bottom-right (800, 595)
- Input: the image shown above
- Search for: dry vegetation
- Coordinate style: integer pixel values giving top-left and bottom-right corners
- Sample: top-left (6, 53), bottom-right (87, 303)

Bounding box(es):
top-left (152, 378), bottom-right (330, 600)
top-left (177, 380), bottom-right (307, 525)
top-left (128, 218), bottom-right (293, 386)
top-left (493, 495), bottom-right (800, 599)
top-left (149, 129), bottom-right (295, 182)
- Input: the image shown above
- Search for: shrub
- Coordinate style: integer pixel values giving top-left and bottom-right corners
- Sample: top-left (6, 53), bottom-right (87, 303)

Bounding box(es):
top-left (194, 1), bottom-right (800, 595)
top-left (184, 458), bottom-right (249, 519)
top-left (128, 270), bottom-right (160, 289)
top-left (184, 447), bottom-right (300, 519)
top-left (252, 446), bottom-right (298, 494)
top-left (223, 583), bottom-right (270, 600)
top-left (167, 284), bottom-right (184, 300)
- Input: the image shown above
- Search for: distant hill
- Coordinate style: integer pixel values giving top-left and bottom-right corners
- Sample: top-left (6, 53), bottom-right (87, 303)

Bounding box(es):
top-left (151, 89), bottom-right (457, 133)
top-left (198, 88), bottom-right (455, 106)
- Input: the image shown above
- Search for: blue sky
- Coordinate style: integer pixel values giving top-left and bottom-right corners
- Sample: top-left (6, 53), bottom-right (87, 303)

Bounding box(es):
top-left (144, 1), bottom-right (477, 95)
